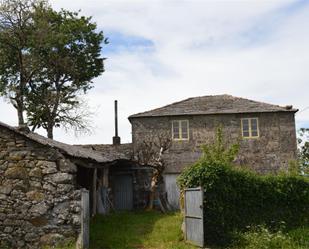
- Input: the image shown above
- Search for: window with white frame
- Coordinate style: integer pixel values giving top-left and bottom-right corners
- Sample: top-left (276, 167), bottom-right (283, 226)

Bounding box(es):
top-left (172, 120), bottom-right (189, 140)
top-left (241, 118), bottom-right (259, 138)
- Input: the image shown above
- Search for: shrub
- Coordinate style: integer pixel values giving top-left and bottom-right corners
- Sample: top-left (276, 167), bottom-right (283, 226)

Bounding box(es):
top-left (178, 162), bottom-right (309, 245)
top-left (177, 128), bottom-right (309, 245)
top-left (198, 126), bottom-right (239, 166)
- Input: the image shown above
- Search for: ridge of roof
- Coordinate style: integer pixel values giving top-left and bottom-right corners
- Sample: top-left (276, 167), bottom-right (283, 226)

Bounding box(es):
top-left (129, 94), bottom-right (298, 118)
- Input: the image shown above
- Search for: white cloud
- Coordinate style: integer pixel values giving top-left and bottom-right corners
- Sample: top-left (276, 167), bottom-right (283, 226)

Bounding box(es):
top-left (1, 0), bottom-right (308, 144)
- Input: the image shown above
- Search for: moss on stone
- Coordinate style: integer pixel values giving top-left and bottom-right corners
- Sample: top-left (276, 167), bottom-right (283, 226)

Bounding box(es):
top-left (29, 216), bottom-right (48, 227)
top-left (4, 166), bottom-right (28, 179)
top-left (26, 190), bottom-right (45, 201)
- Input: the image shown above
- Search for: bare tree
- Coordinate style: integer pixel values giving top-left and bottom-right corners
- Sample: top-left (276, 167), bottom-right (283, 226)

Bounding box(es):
top-left (134, 132), bottom-right (172, 212)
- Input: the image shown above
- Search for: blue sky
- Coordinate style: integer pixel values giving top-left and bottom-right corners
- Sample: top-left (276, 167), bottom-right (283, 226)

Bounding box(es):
top-left (1, 0), bottom-right (308, 144)
top-left (237, 0), bottom-right (309, 47)
top-left (100, 0), bottom-right (309, 53)
top-left (103, 31), bottom-right (154, 55)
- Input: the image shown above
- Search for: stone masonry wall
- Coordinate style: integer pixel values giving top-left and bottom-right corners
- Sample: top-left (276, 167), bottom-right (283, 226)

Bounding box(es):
top-left (131, 112), bottom-right (297, 174)
top-left (0, 127), bottom-right (81, 249)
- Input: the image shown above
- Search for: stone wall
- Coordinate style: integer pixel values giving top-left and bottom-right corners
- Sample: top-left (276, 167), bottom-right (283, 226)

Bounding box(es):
top-left (131, 112), bottom-right (297, 174)
top-left (0, 127), bottom-right (81, 248)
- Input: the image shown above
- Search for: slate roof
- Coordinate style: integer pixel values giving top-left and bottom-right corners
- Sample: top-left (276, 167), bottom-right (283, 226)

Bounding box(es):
top-left (74, 143), bottom-right (133, 161)
top-left (0, 121), bottom-right (128, 164)
top-left (129, 94), bottom-right (298, 119)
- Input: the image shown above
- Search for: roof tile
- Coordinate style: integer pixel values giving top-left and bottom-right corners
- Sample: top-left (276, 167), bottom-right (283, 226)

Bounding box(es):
top-left (129, 94), bottom-right (298, 118)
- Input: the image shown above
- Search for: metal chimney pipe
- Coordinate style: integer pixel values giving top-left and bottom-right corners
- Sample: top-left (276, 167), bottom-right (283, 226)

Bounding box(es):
top-left (113, 100), bottom-right (121, 145)
top-left (114, 100), bottom-right (118, 137)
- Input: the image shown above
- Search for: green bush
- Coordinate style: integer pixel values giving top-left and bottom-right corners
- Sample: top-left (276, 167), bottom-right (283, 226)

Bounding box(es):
top-left (177, 127), bottom-right (309, 246)
top-left (178, 162), bottom-right (309, 245)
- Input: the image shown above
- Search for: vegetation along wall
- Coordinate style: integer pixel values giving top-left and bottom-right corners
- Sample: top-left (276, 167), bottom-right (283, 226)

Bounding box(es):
top-left (178, 162), bottom-right (309, 245)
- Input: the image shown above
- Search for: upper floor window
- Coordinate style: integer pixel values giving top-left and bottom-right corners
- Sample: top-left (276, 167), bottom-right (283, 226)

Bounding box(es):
top-left (172, 120), bottom-right (189, 140)
top-left (241, 118), bottom-right (259, 138)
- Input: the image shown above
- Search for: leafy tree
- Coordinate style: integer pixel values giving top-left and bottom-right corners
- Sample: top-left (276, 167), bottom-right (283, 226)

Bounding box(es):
top-left (0, 0), bottom-right (105, 138)
top-left (298, 128), bottom-right (309, 175)
top-left (25, 5), bottom-right (104, 138)
top-left (0, 0), bottom-right (43, 125)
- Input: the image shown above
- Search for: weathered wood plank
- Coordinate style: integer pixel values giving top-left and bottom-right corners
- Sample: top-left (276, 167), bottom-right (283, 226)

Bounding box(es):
top-left (81, 189), bottom-right (90, 249)
top-left (184, 187), bottom-right (204, 247)
top-left (92, 168), bottom-right (97, 216)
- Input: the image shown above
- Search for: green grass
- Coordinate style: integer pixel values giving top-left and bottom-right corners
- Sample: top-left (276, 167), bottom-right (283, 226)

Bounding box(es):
top-left (48, 211), bottom-right (309, 249)
top-left (89, 211), bottom-right (197, 249)
top-left (229, 225), bottom-right (309, 249)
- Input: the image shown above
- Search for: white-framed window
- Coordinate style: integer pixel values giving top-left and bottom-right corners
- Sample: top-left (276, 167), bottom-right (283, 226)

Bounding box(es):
top-left (172, 120), bottom-right (189, 140)
top-left (241, 118), bottom-right (259, 138)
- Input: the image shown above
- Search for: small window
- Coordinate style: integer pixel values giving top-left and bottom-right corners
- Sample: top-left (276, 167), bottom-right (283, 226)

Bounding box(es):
top-left (172, 120), bottom-right (189, 140)
top-left (241, 118), bottom-right (259, 138)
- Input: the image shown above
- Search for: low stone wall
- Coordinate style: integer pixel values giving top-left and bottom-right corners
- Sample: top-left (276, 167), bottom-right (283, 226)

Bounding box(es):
top-left (0, 128), bottom-right (81, 248)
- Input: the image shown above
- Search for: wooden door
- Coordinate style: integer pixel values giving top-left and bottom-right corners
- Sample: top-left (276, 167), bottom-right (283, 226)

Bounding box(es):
top-left (113, 174), bottom-right (133, 210)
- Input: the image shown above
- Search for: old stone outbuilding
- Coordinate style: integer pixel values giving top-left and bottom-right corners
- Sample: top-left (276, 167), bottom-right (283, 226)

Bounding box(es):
top-left (0, 121), bottom-right (150, 248)
top-left (76, 144), bottom-right (152, 211)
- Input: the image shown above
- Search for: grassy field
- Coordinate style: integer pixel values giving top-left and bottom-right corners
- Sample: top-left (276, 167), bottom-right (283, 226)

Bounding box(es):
top-left (89, 211), bottom-right (196, 249)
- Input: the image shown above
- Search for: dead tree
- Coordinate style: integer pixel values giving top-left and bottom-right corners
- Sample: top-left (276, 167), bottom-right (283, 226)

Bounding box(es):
top-left (134, 132), bottom-right (172, 212)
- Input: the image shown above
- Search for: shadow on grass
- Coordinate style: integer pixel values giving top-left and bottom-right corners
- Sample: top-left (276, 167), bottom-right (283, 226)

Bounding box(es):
top-left (89, 211), bottom-right (195, 249)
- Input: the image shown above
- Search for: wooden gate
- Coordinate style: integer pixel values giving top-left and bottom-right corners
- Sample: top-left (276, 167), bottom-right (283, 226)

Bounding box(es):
top-left (113, 174), bottom-right (133, 210)
top-left (184, 187), bottom-right (204, 247)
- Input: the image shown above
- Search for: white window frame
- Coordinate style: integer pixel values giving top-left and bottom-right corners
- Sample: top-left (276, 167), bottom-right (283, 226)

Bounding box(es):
top-left (172, 120), bottom-right (189, 141)
top-left (241, 117), bottom-right (259, 139)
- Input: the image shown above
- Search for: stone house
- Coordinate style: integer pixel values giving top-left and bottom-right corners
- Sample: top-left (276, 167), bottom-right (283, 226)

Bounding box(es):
top-left (128, 94), bottom-right (298, 208)
top-left (0, 94), bottom-right (299, 247)
top-left (0, 121), bottom-right (150, 248)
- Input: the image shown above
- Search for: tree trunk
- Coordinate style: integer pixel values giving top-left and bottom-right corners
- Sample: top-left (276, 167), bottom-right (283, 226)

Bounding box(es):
top-left (47, 124), bottom-right (54, 139)
top-left (16, 104), bottom-right (24, 126)
top-left (17, 50), bottom-right (25, 126)
top-left (148, 176), bottom-right (157, 210)
top-left (147, 148), bottom-right (165, 211)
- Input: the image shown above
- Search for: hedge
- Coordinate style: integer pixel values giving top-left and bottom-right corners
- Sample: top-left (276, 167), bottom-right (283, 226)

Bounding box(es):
top-left (177, 162), bottom-right (309, 245)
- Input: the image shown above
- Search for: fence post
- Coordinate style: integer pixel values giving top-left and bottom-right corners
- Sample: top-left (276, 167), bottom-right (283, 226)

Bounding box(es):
top-left (80, 189), bottom-right (90, 249)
